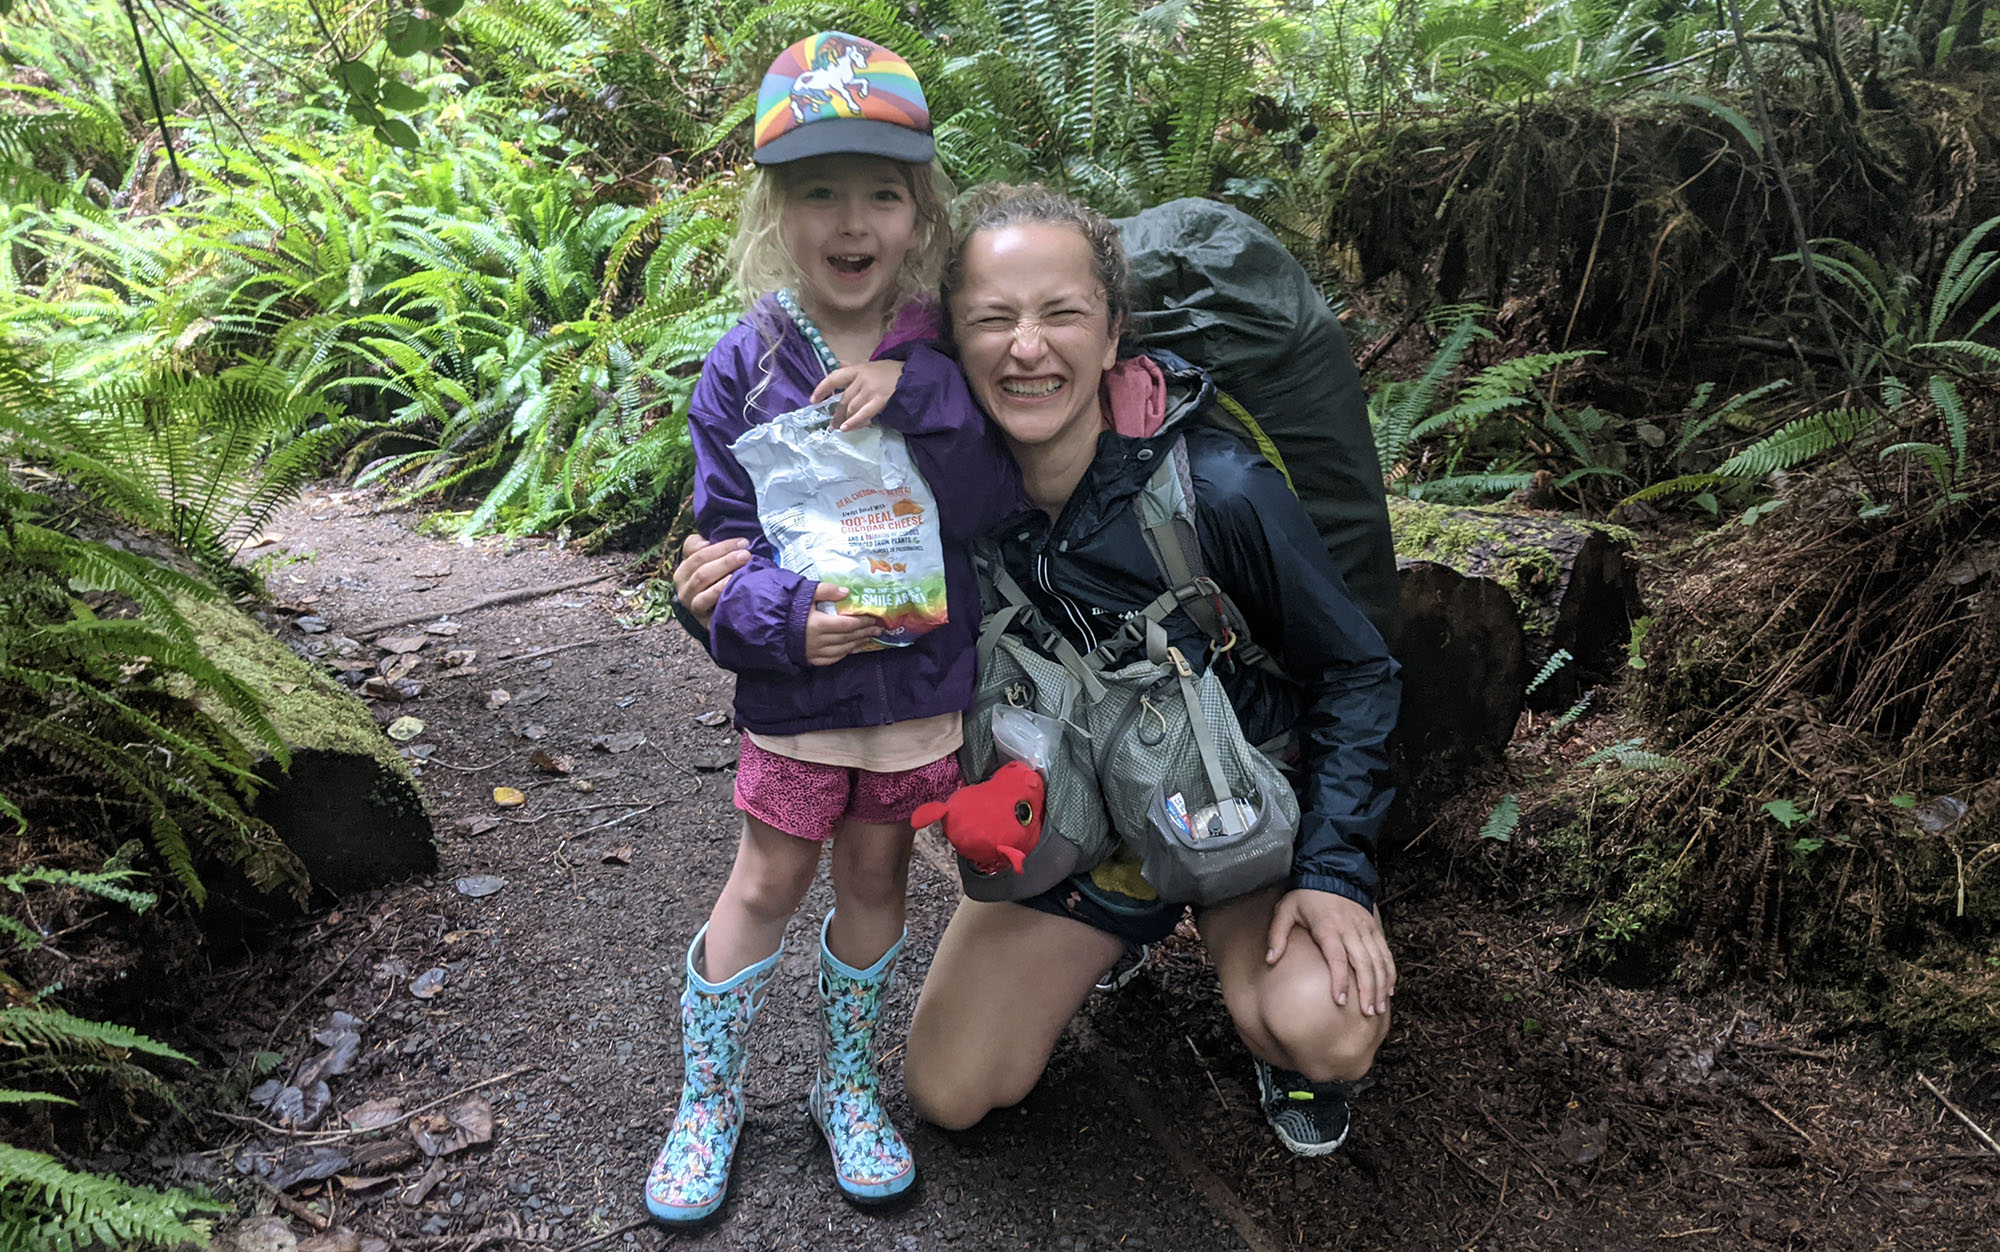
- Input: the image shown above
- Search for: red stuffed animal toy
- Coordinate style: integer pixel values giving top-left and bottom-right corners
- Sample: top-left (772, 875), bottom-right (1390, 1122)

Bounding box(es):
top-left (911, 760), bottom-right (1044, 874)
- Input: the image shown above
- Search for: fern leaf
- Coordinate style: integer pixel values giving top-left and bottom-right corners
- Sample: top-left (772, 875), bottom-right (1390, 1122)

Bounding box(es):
top-left (1479, 794), bottom-right (1520, 842)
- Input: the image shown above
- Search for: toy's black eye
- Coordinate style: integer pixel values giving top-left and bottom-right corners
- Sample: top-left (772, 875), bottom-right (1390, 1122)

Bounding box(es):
top-left (1015, 801), bottom-right (1033, 825)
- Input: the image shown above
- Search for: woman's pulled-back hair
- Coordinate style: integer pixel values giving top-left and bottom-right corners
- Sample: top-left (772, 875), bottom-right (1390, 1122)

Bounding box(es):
top-left (941, 183), bottom-right (1132, 337)
top-left (728, 159), bottom-right (957, 313)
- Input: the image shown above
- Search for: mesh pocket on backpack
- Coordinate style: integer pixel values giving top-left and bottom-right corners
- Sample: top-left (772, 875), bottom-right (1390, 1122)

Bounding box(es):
top-left (958, 633), bottom-right (1115, 900)
top-left (1085, 658), bottom-right (1300, 906)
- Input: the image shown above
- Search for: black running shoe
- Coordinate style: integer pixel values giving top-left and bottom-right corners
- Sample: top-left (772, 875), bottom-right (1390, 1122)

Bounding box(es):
top-left (1093, 943), bottom-right (1151, 994)
top-left (1254, 1059), bottom-right (1351, 1156)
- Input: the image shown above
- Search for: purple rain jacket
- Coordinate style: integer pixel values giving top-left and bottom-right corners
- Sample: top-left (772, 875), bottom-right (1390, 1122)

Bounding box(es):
top-left (685, 297), bottom-right (1024, 736)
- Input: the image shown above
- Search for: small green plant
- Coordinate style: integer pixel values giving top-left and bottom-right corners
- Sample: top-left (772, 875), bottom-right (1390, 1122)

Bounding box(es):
top-left (1, 865), bottom-right (225, 1252)
top-left (1479, 793), bottom-right (1521, 842)
top-left (1368, 310), bottom-right (1611, 502)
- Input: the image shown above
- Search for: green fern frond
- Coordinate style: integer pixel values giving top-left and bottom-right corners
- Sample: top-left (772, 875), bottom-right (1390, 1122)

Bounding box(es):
top-left (0, 1143), bottom-right (220, 1252)
top-left (0, 1006), bottom-right (193, 1066)
top-left (1479, 794), bottom-right (1520, 842)
top-left (1926, 213), bottom-right (1999, 340)
top-left (1715, 408), bottom-right (1882, 479)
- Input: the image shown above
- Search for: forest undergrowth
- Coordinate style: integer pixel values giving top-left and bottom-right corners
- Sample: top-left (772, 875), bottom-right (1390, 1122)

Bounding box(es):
top-left (0, 0), bottom-right (1997, 1246)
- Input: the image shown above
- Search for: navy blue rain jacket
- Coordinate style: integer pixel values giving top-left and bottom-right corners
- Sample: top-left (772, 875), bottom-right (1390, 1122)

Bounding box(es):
top-left (982, 353), bottom-right (1400, 908)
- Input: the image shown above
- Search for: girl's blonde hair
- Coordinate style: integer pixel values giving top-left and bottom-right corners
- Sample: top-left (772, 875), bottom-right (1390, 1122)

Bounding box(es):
top-left (728, 158), bottom-right (957, 315)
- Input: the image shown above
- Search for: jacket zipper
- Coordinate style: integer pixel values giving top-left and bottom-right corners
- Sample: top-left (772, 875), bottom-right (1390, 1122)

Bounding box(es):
top-left (1037, 549), bottom-right (1099, 652)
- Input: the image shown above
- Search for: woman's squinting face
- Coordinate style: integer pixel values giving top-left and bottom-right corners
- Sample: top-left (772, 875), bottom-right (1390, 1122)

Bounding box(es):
top-left (781, 156), bottom-right (918, 333)
top-left (950, 223), bottom-right (1119, 449)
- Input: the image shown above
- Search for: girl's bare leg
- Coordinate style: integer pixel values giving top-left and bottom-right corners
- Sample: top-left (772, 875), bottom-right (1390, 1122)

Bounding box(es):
top-left (701, 816), bottom-right (823, 980)
top-left (826, 818), bottom-right (916, 966)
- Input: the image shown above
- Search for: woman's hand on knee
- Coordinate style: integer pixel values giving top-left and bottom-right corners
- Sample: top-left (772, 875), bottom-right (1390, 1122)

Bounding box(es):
top-left (1264, 889), bottom-right (1395, 1019)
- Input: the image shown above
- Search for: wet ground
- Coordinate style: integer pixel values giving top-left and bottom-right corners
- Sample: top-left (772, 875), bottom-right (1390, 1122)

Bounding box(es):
top-left (187, 487), bottom-right (1998, 1252)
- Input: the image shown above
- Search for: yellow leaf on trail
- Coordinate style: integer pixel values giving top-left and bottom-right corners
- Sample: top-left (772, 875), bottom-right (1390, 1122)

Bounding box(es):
top-left (492, 786), bottom-right (526, 808)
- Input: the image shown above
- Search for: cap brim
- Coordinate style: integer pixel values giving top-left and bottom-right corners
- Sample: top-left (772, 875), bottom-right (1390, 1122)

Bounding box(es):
top-left (754, 119), bottom-right (935, 166)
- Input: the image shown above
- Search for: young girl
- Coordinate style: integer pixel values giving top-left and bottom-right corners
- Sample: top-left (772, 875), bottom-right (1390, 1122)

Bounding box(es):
top-left (643, 32), bottom-right (1019, 1225)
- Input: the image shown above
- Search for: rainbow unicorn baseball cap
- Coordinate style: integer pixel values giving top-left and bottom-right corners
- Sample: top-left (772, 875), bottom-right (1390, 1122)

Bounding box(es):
top-left (752, 31), bottom-right (934, 166)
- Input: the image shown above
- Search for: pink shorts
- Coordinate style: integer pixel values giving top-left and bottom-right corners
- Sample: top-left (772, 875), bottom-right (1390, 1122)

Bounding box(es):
top-left (734, 735), bottom-right (963, 842)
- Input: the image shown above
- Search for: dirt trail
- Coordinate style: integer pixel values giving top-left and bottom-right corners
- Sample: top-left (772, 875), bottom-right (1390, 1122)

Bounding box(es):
top-left (198, 488), bottom-right (1997, 1252)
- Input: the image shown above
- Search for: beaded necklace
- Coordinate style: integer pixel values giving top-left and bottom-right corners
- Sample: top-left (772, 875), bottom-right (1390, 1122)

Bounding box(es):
top-left (776, 288), bottom-right (842, 377)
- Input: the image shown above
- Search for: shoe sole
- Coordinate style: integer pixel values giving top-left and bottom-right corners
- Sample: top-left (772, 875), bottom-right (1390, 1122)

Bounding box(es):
top-left (1270, 1122), bottom-right (1350, 1157)
top-left (807, 1099), bottom-right (918, 1209)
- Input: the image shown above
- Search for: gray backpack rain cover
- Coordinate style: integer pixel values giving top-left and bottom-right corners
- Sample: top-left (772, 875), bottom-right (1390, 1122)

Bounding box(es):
top-left (1115, 198), bottom-right (1398, 647)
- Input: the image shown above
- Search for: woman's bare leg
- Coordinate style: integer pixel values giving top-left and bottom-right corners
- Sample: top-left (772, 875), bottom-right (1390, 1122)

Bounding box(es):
top-left (903, 898), bottom-right (1125, 1130)
top-left (1199, 887), bottom-right (1390, 1083)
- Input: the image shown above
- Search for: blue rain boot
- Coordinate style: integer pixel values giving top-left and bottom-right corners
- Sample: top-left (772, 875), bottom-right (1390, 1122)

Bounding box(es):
top-left (807, 911), bottom-right (916, 1207)
top-left (642, 924), bottom-right (780, 1225)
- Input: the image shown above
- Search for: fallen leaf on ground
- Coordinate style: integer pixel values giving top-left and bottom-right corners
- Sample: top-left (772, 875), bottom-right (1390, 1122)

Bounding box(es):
top-left (361, 676), bottom-right (422, 701)
top-left (275, 682), bottom-right (300, 695)
top-left (691, 745), bottom-right (739, 771)
top-left (377, 634), bottom-right (426, 654)
top-left (409, 1096), bottom-right (495, 1158)
top-left (424, 621), bottom-right (461, 636)
top-left (694, 709), bottom-right (729, 727)
top-left (333, 1174), bottom-right (396, 1194)
top-left (530, 748), bottom-right (573, 775)
top-left (591, 731), bottom-right (647, 754)
top-left (462, 815), bottom-right (500, 836)
top-left (602, 845), bottom-right (633, 865)
top-left (216, 1216), bottom-right (298, 1252)
top-left (296, 616), bottom-right (329, 634)
top-left (385, 717), bottom-right (425, 742)
top-left (456, 875), bottom-right (507, 898)
top-left (236, 1144), bottom-right (351, 1191)
top-left (443, 649), bottom-right (477, 667)
top-left (409, 968), bottom-right (447, 999)
top-left (520, 723), bottom-right (547, 740)
top-left (491, 787), bottom-right (525, 808)
top-left (485, 689), bottom-right (511, 710)
top-left (571, 778), bottom-right (595, 794)
top-left (346, 1097), bottom-right (405, 1131)
top-left (399, 1158), bottom-right (445, 1206)
top-left (377, 654), bottom-right (418, 682)
top-left (297, 1228), bottom-right (362, 1252)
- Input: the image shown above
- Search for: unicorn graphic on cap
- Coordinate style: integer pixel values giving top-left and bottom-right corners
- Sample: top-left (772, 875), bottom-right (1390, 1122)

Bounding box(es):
top-left (788, 38), bottom-right (871, 123)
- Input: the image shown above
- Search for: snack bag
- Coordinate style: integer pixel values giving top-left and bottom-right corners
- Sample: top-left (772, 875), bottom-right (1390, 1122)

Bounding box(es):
top-left (729, 398), bottom-right (948, 648)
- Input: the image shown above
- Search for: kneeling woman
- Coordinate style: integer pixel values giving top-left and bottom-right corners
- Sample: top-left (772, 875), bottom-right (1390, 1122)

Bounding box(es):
top-left (679, 184), bottom-right (1401, 1156)
top-left (902, 185), bottom-right (1398, 1155)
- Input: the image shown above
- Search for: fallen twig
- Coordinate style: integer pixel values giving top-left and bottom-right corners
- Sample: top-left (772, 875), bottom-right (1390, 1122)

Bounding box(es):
top-left (502, 802), bottom-right (656, 827)
top-left (1753, 1095), bottom-right (1816, 1147)
top-left (1918, 1073), bottom-right (2000, 1157)
top-left (424, 757), bottom-right (505, 773)
top-left (580, 802), bottom-right (659, 833)
top-left (352, 573), bottom-right (620, 638)
top-left (261, 1182), bottom-right (330, 1229)
top-left (228, 1065), bottom-right (539, 1143)
top-left (552, 1217), bottom-right (650, 1252)
top-left (436, 638), bottom-right (608, 677)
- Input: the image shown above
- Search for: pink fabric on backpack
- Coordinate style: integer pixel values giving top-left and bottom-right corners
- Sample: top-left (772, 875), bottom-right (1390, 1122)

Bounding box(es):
top-left (876, 298), bottom-right (944, 359)
top-left (1102, 356), bottom-right (1168, 437)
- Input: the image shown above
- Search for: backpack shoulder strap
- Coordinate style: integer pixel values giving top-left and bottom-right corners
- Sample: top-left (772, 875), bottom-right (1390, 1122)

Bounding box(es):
top-left (1122, 435), bottom-right (1284, 679)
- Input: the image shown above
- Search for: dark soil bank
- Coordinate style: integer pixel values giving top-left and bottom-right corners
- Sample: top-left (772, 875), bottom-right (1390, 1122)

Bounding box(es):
top-left (184, 488), bottom-right (1997, 1252)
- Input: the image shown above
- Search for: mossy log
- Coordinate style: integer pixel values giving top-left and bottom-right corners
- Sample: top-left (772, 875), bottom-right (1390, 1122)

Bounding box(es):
top-left (1392, 561), bottom-right (1527, 771)
top-left (178, 595), bottom-right (435, 897)
top-left (1389, 499), bottom-right (1644, 766)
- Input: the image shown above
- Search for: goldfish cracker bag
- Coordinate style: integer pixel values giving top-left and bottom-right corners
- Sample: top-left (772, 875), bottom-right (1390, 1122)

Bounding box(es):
top-left (729, 398), bottom-right (949, 648)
